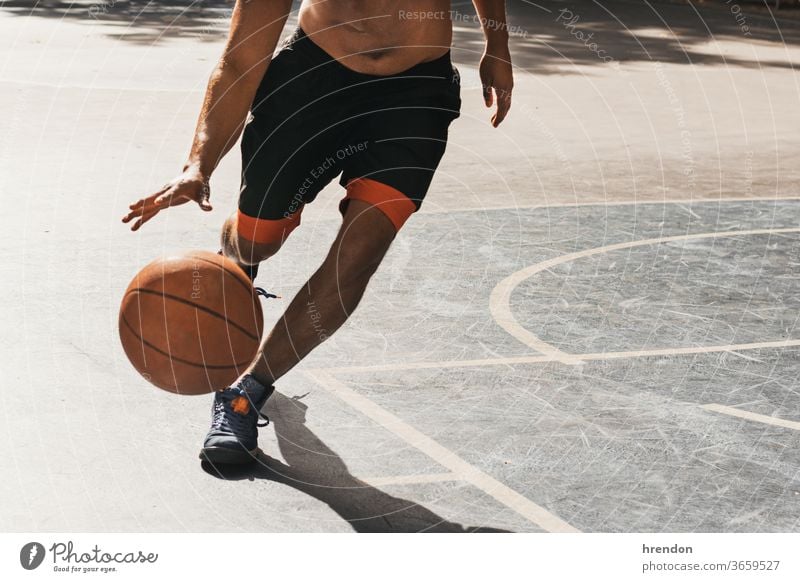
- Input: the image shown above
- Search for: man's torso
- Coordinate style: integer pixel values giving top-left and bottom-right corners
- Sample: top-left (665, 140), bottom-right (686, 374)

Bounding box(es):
top-left (298, 0), bottom-right (453, 75)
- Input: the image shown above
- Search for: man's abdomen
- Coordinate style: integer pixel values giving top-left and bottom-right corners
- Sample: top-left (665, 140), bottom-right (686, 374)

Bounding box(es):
top-left (298, 0), bottom-right (453, 76)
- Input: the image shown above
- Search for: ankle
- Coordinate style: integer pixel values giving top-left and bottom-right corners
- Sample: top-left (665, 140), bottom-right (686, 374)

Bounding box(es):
top-left (234, 373), bottom-right (272, 400)
top-left (244, 369), bottom-right (274, 391)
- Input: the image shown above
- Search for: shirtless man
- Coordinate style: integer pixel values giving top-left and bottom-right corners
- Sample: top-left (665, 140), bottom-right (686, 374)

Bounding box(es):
top-left (122, 0), bottom-right (513, 465)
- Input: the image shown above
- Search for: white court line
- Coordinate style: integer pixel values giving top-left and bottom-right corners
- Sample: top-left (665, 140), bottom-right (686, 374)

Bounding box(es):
top-left (489, 227), bottom-right (800, 365)
top-left (305, 370), bottom-right (580, 533)
top-left (317, 354), bottom-right (554, 374)
top-left (253, 195), bottom-right (800, 225)
top-left (577, 339), bottom-right (800, 362)
top-left (361, 473), bottom-right (461, 487)
top-left (417, 195), bottom-right (800, 215)
top-left (312, 337), bottom-right (800, 375)
top-left (701, 404), bottom-right (800, 431)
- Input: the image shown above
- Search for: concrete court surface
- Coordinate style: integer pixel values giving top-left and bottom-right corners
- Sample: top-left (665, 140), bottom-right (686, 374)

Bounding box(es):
top-left (1, 0), bottom-right (800, 532)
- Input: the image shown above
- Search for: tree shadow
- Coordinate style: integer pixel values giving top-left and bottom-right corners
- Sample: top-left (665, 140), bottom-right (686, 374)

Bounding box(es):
top-left (200, 391), bottom-right (511, 533)
top-left (3, 0), bottom-right (800, 72)
top-left (451, 0), bottom-right (800, 73)
top-left (0, 0), bottom-right (248, 44)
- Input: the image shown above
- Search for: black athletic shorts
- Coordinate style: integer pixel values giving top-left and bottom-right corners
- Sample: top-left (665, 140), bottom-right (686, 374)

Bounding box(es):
top-left (237, 26), bottom-right (461, 243)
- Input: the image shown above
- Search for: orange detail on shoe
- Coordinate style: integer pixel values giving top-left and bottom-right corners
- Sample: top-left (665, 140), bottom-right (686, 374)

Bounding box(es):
top-left (236, 209), bottom-right (302, 245)
top-left (231, 396), bottom-right (251, 415)
top-left (343, 178), bottom-right (416, 231)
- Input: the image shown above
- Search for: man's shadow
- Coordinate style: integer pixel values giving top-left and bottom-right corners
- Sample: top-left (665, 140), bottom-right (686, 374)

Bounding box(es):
top-left (201, 392), bottom-right (509, 533)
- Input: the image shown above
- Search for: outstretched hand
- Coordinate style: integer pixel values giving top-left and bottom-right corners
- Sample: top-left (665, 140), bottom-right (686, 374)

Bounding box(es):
top-left (479, 49), bottom-right (514, 127)
top-left (122, 168), bottom-right (212, 231)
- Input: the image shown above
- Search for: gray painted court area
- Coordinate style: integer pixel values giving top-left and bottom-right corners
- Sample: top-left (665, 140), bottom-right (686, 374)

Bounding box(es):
top-left (3, 201), bottom-right (800, 532)
top-left (298, 200), bottom-right (800, 532)
top-left (2, 0), bottom-right (800, 533)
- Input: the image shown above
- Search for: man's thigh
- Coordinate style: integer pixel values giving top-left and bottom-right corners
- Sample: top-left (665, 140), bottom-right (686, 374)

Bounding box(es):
top-left (237, 38), bottom-right (346, 245)
top-left (337, 54), bottom-right (462, 231)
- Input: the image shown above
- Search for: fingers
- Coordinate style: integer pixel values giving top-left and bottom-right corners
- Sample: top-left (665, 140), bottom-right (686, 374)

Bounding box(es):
top-left (481, 80), bottom-right (513, 127)
top-left (122, 188), bottom-right (167, 224)
top-left (121, 179), bottom-right (212, 231)
top-left (480, 55), bottom-right (514, 127)
top-left (198, 183), bottom-right (213, 212)
top-left (122, 190), bottom-right (172, 229)
top-left (124, 196), bottom-right (154, 217)
top-left (123, 202), bottom-right (164, 231)
top-left (482, 82), bottom-right (494, 108)
top-left (122, 196), bottom-right (167, 226)
top-left (126, 184), bottom-right (169, 212)
top-left (130, 208), bottom-right (161, 231)
top-left (492, 87), bottom-right (512, 127)
top-left (122, 205), bottom-right (149, 225)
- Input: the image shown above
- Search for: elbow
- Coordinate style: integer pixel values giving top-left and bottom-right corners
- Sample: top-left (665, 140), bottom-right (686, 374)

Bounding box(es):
top-left (215, 53), bottom-right (270, 87)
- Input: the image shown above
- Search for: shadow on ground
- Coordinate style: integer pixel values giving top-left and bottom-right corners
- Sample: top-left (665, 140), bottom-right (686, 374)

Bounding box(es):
top-left (200, 391), bottom-right (510, 533)
top-left (2, 0), bottom-right (800, 72)
top-left (454, 0), bottom-right (800, 72)
top-left (0, 0), bottom-right (238, 43)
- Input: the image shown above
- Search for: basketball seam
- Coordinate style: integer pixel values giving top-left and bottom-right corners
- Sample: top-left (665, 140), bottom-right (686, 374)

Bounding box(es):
top-left (120, 315), bottom-right (255, 370)
top-left (188, 253), bottom-right (255, 295)
top-left (125, 288), bottom-right (261, 342)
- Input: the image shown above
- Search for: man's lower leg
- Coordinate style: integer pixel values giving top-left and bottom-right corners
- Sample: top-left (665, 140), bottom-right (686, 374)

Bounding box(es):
top-left (202, 200), bottom-right (395, 464)
top-left (247, 262), bottom-right (373, 385)
top-left (247, 199), bottom-right (396, 385)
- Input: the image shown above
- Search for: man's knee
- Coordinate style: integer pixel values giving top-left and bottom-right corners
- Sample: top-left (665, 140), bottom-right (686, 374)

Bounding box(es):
top-left (340, 178), bottom-right (417, 232)
top-left (234, 236), bottom-right (282, 265)
top-left (223, 210), bottom-right (300, 264)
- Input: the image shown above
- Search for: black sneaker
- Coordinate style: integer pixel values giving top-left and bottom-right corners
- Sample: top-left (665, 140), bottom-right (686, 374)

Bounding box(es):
top-left (200, 377), bottom-right (274, 465)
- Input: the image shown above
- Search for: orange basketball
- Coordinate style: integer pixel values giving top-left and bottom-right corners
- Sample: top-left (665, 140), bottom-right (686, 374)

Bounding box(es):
top-left (118, 250), bottom-right (264, 395)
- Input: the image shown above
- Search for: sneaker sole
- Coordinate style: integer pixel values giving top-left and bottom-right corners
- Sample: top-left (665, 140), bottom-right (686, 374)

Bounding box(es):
top-left (200, 445), bottom-right (258, 465)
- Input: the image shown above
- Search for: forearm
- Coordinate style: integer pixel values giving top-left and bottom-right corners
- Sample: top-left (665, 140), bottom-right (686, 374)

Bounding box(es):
top-left (471, 0), bottom-right (509, 52)
top-left (185, 0), bottom-right (292, 178)
top-left (184, 64), bottom-right (262, 178)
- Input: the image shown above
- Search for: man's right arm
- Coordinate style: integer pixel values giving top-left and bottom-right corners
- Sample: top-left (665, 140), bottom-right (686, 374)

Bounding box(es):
top-left (123, 0), bottom-right (293, 231)
top-left (186, 0), bottom-right (293, 179)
